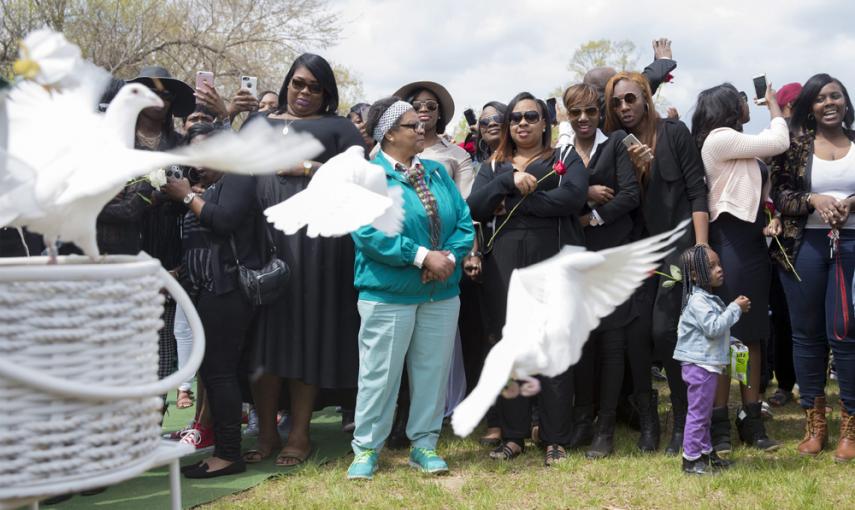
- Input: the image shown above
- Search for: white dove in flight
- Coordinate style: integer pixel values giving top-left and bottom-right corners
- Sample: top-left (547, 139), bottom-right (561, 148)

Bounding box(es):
top-left (264, 145), bottom-right (404, 237)
top-left (451, 219), bottom-right (691, 437)
top-left (3, 55), bottom-right (322, 258)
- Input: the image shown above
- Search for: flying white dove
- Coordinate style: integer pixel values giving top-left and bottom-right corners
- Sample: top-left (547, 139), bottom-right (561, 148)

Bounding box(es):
top-left (264, 145), bottom-right (404, 237)
top-left (2, 30), bottom-right (323, 259)
top-left (451, 219), bottom-right (691, 437)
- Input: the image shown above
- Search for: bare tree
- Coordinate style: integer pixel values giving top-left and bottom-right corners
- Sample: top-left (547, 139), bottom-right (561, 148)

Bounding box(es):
top-left (1, 0), bottom-right (364, 113)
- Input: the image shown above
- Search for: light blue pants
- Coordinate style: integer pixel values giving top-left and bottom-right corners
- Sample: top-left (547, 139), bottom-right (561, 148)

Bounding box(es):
top-left (352, 297), bottom-right (460, 454)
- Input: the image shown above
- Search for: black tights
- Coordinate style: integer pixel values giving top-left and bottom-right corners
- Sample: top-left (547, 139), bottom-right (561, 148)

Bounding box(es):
top-left (574, 328), bottom-right (626, 418)
top-left (499, 368), bottom-right (573, 446)
top-left (197, 289), bottom-right (254, 462)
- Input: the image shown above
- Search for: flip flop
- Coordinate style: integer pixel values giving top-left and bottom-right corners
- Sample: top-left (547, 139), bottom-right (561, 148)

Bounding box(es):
top-left (176, 389), bottom-right (194, 409)
top-left (242, 443), bottom-right (281, 464)
top-left (275, 444), bottom-right (315, 467)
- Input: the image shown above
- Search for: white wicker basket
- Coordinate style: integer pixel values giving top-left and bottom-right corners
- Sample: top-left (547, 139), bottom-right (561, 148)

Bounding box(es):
top-left (0, 253), bottom-right (204, 504)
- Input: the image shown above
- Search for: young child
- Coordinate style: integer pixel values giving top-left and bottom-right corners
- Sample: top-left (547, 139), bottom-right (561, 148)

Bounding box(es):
top-left (674, 245), bottom-right (750, 475)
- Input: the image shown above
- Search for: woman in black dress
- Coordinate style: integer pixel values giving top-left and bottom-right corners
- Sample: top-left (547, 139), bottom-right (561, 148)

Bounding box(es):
top-left (468, 92), bottom-right (588, 466)
top-left (562, 84), bottom-right (641, 458)
top-left (692, 83), bottom-right (789, 453)
top-left (248, 53), bottom-right (366, 467)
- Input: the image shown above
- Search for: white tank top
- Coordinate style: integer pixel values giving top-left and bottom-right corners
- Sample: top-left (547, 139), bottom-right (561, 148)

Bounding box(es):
top-left (807, 142), bottom-right (855, 229)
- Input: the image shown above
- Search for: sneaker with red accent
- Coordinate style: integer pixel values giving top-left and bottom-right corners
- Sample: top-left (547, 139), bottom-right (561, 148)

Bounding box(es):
top-left (179, 424), bottom-right (214, 449)
top-left (164, 421), bottom-right (197, 441)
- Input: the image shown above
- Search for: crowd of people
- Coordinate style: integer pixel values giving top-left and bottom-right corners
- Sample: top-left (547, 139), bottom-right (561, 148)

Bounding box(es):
top-left (3, 38), bottom-right (854, 481)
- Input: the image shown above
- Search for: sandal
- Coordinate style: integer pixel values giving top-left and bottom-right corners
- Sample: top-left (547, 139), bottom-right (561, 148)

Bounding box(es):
top-left (489, 441), bottom-right (524, 460)
top-left (242, 440), bottom-right (282, 464)
top-left (544, 444), bottom-right (567, 467)
top-left (275, 444), bottom-right (315, 467)
top-left (768, 389), bottom-right (793, 407)
top-left (176, 389), bottom-right (194, 409)
top-left (479, 427), bottom-right (502, 448)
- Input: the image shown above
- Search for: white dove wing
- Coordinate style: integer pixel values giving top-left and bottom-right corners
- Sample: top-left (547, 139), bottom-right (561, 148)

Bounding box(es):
top-left (264, 145), bottom-right (403, 237)
top-left (451, 339), bottom-right (520, 437)
top-left (54, 121), bottom-right (323, 206)
top-left (532, 219), bottom-right (691, 376)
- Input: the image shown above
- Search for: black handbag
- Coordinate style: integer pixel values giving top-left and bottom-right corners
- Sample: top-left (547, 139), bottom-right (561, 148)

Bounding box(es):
top-left (230, 225), bottom-right (290, 306)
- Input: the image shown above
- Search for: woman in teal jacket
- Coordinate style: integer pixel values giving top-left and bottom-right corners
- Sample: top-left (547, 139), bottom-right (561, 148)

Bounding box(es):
top-left (347, 97), bottom-right (474, 480)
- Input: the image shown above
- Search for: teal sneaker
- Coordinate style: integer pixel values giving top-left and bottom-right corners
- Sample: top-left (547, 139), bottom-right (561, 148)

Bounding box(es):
top-left (408, 447), bottom-right (449, 474)
top-left (347, 449), bottom-right (378, 480)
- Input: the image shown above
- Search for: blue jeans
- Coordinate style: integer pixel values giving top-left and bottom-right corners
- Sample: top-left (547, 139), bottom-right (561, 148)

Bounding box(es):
top-left (351, 297), bottom-right (460, 454)
top-left (779, 229), bottom-right (855, 414)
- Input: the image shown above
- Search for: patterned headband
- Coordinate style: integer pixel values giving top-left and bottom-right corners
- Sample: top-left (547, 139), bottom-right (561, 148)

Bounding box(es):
top-left (372, 101), bottom-right (414, 142)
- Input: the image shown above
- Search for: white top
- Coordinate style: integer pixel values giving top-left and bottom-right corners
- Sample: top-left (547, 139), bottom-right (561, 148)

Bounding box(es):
top-left (807, 142), bottom-right (855, 229)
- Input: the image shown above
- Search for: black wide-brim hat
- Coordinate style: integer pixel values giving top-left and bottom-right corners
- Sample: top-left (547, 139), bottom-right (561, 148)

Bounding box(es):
top-left (393, 80), bottom-right (455, 125)
top-left (128, 66), bottom-right (195, 117)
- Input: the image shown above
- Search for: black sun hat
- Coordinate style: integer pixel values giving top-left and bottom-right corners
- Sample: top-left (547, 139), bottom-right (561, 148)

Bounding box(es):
top-left (128, 66), bottom-right (195, 117)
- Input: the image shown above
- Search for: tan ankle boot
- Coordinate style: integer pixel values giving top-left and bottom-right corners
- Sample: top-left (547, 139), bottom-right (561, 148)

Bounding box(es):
top-left (798, 396), bottom-right (828, 456)
top-left (835, 405), bottom-right (855, 463)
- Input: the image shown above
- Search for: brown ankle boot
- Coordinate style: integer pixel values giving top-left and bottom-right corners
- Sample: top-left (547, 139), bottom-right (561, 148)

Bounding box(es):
top-left (798, 396), bottom-right (828, 456)
top-left (834, 405), bottom-right (855, 463)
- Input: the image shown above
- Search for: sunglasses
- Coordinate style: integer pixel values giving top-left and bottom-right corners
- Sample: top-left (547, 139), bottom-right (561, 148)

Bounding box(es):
top-left (290, 77), bottom-right (323, 95)
top-left (412, 100), bottom-right (439, 112)
top-left (509, 110), bottom-right (542, 125)
top-left (610, 92), bottom-right (639, 108)
top-left (567, 106), bottom-right (599, 119)
top-left (478, 114), bottom-right (503, 127)
top-left (398, 121), bottom-right (425, 132)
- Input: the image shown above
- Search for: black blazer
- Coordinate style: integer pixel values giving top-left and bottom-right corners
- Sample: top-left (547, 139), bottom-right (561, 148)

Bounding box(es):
top-left (582, 130), bottom-right (641, 251)
top-left (643, 58), bottom-right (677, 95)
top-left (640, 119), bottom-right (708, 238)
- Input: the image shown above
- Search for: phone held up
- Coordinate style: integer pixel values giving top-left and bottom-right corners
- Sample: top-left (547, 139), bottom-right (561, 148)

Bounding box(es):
top-left (622, 133), bottom-right (654, 162)
top-left (240, 75), bottom-right (258, 99)
top-left (463, 108), bottom-right (477, 127)
top-left (195, 71), bottom-right (214, 104)
top-left (752, 74), bottom-right (767, 105)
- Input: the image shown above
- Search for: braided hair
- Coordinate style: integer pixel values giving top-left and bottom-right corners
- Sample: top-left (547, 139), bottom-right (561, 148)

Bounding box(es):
top-left (679, 245), bottom-right (713, 309)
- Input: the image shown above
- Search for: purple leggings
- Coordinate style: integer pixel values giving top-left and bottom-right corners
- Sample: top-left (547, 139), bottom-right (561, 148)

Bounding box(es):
top-left (681, 363), bottom-right (719, 460)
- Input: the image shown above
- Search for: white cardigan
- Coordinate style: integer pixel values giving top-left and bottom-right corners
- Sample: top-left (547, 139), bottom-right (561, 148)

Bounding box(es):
top-left (702, 117), bottom-right (790, 222)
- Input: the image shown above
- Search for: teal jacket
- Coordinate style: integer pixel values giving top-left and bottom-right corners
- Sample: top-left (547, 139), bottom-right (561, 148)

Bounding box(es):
top-left (352, 153), bottom-right (475, 304)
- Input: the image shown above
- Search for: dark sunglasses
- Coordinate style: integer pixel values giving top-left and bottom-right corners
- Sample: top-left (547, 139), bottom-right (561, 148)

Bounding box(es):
top-left (412, 100), bottom-right (439, 112)
top-left (478, 114), bottom-right (503, 127)
top-left (509, 110), bottom-right (542, 125)
top-left (610, 92), bottom-right (639, 108)
top-left (398, 121), bottom-right (425, 132)
top-left (568, 106), bottom-right (599, 119)
top-left (290, 77), bottom-right (323, 95)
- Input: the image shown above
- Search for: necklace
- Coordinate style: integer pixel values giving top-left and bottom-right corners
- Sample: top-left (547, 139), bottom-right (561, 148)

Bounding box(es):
top-left (136, 131), bottom-right (162, 149)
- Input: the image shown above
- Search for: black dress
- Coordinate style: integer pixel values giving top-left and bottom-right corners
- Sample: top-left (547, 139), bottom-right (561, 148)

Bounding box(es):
top-left (709, 164), bottom-right (770, 346)
top-left (253, 115), bottom-right (366, 392)
top-left (468, 147), bottom-right (588, 445)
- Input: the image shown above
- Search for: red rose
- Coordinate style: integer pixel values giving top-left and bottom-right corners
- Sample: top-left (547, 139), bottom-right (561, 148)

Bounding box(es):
top-left (460, 140), bottom-right (476, 155)
top-left (553, 160), bottom-right (566, 175)
top-left (663, 73), bottom-right (674, 83)
top-left (764, 199), bottom-right (776, 216)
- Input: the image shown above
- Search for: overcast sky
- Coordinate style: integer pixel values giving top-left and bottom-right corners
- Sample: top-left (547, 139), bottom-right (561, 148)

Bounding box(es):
top-left (321, 0), bottom-right (855, 135)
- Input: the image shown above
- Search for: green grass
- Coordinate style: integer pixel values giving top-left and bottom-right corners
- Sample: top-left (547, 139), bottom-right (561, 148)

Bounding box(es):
top-left (202, 381), bottom-right (852, 510)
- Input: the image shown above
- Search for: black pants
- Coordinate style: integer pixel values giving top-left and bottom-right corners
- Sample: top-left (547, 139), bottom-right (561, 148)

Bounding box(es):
top-left (625, 278), bottom-right (656, 396)
top-left (769, 265), bottom-right (796, 392)
top-left (651, 266), bottom-right (688, 416)
top-left (574, 328), bottom-right (626, 418)
top-left (499, 368), bottom-right (573, 446)
top-left (197, 288), bottom-right (254, 462)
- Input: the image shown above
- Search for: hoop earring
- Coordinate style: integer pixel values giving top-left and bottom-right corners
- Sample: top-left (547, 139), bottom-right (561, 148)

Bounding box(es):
top-left (808, 113), bottom-right (815, 121)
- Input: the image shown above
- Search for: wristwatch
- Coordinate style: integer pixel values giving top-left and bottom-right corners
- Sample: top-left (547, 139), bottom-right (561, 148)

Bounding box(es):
top-left (302, 161), bottom-right (313, 176)
top-left (183, 192), bottom-right (197, 205)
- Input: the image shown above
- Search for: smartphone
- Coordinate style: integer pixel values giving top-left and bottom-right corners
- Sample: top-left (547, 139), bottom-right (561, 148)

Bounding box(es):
top-left (546, 98), bottom-right (558, 125)
top-left (240, 75), bottom-right (258, 98)
top-left (622, 133), bottom-right (654, 161)
top-left (753, 74), bottom-right (767, 105)
top-left (463, 108), bottom-right (477, 126)
top-left (195, 71), bottom-right (214, 91)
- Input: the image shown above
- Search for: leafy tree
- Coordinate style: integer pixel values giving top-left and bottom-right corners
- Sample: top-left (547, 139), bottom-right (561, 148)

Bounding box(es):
top-left (568, 39), bottom-right (638, 82)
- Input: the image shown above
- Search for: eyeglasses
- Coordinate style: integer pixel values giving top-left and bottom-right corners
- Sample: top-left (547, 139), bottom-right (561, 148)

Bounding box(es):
top-left (397, 121), bottom-right (425, 133)
top-left (610, 92), bottom-right (639, 108)
top-left (412, 100), bottom-right (439, 112)
top-left (290, 77), bottom-right (323, 95)
top-left (478, 114), bottom-right (503, 127)
top-left (567, 106), bottom-right (599, 119)
top-left (509, 110), bottom-right (542, 125)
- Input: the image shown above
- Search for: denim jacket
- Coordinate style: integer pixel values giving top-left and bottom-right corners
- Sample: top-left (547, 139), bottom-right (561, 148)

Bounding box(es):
top-left (674, 288), bottom-right (742, 366)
